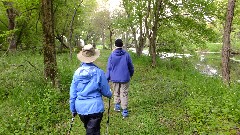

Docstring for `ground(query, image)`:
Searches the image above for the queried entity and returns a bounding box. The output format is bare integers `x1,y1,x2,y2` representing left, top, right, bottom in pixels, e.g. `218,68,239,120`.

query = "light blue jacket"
69,63,112,115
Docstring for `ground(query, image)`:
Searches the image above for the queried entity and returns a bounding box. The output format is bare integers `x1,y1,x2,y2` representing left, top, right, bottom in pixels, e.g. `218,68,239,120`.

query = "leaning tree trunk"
222,0,236,86
3,1,17,51
41,0,58,87
56,34,68,51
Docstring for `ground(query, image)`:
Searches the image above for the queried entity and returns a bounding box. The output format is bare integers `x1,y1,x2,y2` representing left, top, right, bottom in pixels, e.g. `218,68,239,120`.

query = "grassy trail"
0,50,239,135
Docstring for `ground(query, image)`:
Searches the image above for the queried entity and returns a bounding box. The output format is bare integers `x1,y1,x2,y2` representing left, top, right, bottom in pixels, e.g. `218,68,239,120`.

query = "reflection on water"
128,48,192,58
195,64,218,76
196,52,240,81
160,52,192,59
195,52,219,77
128,48,240,82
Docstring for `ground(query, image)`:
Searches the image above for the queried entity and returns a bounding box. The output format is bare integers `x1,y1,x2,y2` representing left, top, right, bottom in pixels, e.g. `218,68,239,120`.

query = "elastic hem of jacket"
110,80,130,83
78,111,104,115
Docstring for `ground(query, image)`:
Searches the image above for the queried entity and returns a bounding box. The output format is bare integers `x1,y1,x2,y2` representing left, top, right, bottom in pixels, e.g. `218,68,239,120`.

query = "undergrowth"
0,50,239,135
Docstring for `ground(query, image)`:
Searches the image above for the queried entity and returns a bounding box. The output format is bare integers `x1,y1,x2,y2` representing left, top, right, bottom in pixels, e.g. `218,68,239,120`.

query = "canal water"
128,48,240,82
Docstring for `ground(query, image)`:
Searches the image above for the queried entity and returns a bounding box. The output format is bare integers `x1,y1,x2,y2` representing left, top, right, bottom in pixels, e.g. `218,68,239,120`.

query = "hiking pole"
105,98,111,135
67,117,75,135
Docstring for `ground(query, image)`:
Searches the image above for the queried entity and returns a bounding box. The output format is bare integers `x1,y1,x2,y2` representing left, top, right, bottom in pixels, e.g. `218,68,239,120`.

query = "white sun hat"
77,44,100,63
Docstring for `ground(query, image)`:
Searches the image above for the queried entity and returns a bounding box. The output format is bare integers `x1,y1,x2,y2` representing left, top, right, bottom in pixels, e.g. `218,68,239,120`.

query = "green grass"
0,49,240,134
203,41,240,52
203,43,222,52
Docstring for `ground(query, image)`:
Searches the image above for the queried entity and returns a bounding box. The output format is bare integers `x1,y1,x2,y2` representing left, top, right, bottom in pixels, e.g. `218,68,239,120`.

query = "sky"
96,0,122,13
108,0,121,12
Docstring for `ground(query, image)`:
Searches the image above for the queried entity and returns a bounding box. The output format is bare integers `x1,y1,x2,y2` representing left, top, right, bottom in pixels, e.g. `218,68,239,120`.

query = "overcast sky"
96,0,121,12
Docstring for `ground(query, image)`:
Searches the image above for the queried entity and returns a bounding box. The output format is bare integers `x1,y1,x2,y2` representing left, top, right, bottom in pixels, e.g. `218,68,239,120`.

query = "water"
194,52,220,77
197,52,240,82
128,48,240,82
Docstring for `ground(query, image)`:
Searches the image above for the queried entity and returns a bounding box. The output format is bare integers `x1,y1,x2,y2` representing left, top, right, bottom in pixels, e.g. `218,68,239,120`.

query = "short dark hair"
115,39,123,47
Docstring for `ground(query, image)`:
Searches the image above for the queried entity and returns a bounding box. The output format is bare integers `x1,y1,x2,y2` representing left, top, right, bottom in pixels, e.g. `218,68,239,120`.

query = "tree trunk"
41,0,58,87
149,0,162,67
56,34,68,51
136,17,144,56
123,31,129,50
16,24,25,50
3,1,17,51
68,7,78,59
122,32,125,48
145,0,151,57
68,0,83,58
102,32,106,49
122,1,137,52
150,35,157,67
222,0,236,86
109,28,113,50
130,27,137,50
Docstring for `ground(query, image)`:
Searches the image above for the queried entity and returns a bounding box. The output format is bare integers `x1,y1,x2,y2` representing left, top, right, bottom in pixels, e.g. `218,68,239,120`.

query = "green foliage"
120,0,223,53
0,52,70,134
0,0,99,51
0,6,8,46
156,0,222,53
0,49,239,134
0,0,42,50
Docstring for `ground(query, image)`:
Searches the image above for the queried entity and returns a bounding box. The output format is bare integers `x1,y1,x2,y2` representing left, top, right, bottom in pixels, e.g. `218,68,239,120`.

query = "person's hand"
72,113,77,117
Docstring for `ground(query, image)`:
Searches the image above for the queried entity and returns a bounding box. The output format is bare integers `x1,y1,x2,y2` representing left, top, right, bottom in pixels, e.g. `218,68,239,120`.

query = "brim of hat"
77,49,100,63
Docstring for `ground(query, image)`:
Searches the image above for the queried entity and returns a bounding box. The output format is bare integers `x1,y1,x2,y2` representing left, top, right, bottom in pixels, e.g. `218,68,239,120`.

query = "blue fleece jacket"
105,48,134,83
69,63,112,115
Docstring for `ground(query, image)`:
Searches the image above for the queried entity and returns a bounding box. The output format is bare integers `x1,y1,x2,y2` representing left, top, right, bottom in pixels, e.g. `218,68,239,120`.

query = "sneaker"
122,109,128,118
114,103,121,112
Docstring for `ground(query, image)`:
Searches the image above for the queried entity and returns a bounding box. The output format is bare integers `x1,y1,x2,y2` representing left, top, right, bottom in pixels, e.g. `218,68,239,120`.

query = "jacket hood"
113,48,126,56
74,63,97,82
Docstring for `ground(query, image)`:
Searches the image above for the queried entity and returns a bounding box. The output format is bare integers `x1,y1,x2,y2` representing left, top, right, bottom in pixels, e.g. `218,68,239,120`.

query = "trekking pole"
67,117,75,135
105,98,111,135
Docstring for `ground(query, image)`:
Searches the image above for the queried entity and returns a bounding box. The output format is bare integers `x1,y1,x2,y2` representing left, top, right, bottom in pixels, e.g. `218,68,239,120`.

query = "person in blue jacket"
70,44,112,135
105,39,134,118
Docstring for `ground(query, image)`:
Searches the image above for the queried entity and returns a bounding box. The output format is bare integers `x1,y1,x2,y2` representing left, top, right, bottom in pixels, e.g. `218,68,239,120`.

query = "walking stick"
67,117,75,135
105,98,111,135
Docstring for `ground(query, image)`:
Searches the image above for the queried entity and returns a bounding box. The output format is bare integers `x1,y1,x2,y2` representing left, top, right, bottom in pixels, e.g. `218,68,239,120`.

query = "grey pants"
112,82,130,110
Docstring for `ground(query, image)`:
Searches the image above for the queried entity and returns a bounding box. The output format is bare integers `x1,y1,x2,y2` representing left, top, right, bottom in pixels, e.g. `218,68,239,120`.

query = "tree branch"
36,11,40,32
25,60,39,70
68,0,83,58
0,19,8,28
20,7,38,15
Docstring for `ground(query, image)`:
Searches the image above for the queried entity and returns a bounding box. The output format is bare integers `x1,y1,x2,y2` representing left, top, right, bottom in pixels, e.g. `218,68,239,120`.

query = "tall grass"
0,50,239,134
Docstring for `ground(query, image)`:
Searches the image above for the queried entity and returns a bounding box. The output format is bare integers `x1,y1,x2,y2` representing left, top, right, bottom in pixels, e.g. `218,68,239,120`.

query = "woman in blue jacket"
70,44,112,135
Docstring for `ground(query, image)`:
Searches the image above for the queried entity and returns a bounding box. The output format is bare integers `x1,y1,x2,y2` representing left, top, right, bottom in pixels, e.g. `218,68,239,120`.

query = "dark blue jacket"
106,48,134,83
